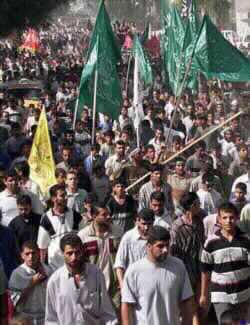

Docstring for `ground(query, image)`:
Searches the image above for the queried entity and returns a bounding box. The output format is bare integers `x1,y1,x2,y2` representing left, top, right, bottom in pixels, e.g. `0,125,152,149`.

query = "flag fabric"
164,5,186,95
133,35,153,87
193,15,250,82
20,28,40,53
75,38,99,125
182,0,200,91
28,108,57,195
75,0,122,121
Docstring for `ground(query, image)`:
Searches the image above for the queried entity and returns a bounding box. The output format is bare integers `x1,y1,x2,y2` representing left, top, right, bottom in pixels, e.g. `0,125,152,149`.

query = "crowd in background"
0,18,250,325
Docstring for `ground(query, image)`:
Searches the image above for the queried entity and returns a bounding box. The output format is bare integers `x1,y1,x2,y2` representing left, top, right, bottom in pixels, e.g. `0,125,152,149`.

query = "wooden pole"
126,111,243,192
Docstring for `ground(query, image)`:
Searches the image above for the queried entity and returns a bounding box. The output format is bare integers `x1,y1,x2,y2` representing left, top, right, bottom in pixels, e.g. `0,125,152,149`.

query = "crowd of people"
0,16,250,325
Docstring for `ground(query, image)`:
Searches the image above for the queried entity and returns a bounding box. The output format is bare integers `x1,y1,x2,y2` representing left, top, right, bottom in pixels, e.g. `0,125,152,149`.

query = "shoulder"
47,266,65,286
78,224,92,240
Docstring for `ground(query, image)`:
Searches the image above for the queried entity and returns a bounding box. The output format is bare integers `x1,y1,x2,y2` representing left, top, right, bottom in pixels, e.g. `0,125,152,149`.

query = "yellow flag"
28,108,57,195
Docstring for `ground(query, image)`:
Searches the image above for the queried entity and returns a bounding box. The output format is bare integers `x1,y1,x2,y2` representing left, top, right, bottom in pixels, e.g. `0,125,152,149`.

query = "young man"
45,233,117,324
65,170,88,215
0,169,43,226
197,173,223,215
9,194,41,250
78,205,122,307
121,226,198,325
139,164,174,216
171,192,205,298
200,202,250,324
150,191,172,230
105,140,128,181
37,184,81,270
114,208,155,289
107,179,136,234
9,241,52,325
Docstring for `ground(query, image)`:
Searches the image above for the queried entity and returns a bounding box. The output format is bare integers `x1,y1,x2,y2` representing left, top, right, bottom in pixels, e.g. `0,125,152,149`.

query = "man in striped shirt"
200,202,250,324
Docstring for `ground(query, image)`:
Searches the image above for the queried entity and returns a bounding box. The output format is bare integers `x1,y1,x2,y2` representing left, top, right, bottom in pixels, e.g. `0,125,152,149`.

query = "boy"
200,202,250,325
231,182,248,214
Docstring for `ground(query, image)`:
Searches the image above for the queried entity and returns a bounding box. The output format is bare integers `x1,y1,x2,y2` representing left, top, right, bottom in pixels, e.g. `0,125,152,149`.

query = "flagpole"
126,51,133,97
72,93,79,130
133,47,140,148
91,68,98,145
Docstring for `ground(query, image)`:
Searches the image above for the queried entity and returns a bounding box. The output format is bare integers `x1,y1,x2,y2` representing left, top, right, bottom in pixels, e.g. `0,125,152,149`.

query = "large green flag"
164,5,186,95
194,15,250,82
182,0,200,91
76,0,122,121
133,35,153,87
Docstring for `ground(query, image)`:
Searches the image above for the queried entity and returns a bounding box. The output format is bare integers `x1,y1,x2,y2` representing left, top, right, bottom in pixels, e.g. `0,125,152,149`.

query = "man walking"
121,226,198,325
45,233,117,324
200,202,250,324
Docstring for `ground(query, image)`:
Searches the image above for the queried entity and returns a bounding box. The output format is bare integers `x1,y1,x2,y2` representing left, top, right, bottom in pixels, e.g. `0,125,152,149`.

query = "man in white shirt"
37,184,81,270
121,226,197,325
45,233,117,325
9,241,52,325
0,169,43,226
114,208,155,289
231,164,250,202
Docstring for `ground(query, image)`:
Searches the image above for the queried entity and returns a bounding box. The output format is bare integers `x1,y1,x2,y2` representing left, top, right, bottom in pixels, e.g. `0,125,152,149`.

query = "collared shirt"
45,264,117,325
197,188,223,215
154,210,172,230
37,208,81,270
231,173,250,202
171,215,205,289
114,226,148,271
105,154,128,180
78,223,121,300
0,189,44,226
66,188,88,214
9,262,52,324
200,228,250,304
138,181,174,214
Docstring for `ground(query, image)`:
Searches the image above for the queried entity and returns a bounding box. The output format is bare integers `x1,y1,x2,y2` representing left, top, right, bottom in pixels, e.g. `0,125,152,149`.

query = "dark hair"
49,184,66,198
55,168,66,178
218,202,238,217
145,144,155,152
235,182,247,193
138,208,155,221
147,226,170,244
14,162,30,178
4,168,18,179
175,157,185,164
179,192,199,211
17,194,32,206
91,143,100,151
150,191,165,203
202,172,215,184
172,135,182,144
115,140,125,146
195,140,206,150
21,240,39,252
112,178,127,188
60,233,83,252
150,164,163,173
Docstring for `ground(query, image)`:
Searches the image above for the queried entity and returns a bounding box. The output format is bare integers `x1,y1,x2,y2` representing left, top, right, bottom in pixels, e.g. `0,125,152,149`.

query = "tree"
0,0,71,36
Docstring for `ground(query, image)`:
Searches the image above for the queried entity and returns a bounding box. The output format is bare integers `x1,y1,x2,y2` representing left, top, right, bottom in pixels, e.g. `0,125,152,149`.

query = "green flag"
164,5,186,95
77,38,98,119
182,0,200,91
133,35,153,86
76,0,122,121
194,15,250,82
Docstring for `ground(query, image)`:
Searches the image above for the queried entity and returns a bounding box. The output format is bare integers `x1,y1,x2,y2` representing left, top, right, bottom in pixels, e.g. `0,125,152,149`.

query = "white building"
234,0,250,40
